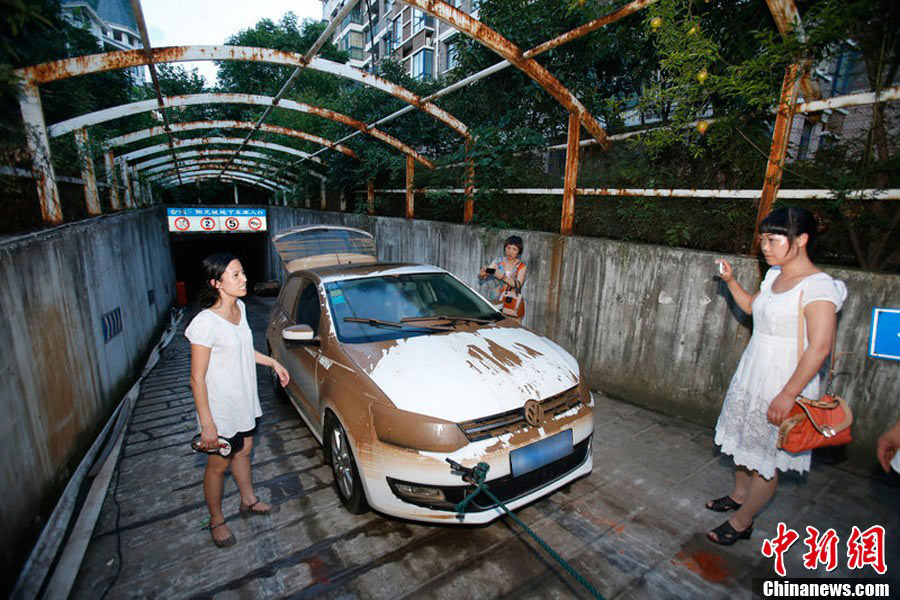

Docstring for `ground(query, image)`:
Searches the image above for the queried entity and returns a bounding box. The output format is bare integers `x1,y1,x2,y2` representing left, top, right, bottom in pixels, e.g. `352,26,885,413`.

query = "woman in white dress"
708,207,847,545
185,253,290,547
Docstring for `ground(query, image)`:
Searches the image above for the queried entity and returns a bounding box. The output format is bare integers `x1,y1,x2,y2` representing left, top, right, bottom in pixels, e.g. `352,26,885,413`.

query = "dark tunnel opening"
169,231,269,303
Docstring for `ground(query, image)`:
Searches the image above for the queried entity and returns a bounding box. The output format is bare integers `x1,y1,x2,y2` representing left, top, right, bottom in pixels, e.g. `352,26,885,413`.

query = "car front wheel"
325,413,368,514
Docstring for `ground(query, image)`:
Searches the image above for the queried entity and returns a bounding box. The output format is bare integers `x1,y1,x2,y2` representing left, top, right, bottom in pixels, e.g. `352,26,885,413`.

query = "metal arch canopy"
148,165,294,184
105,120,352,162
155,170,289,189
402,0,610,149
166,175,283,192
136,149,298,171
121,137,321,163
49,93,432,167
17,45,471,140
142,158,298,178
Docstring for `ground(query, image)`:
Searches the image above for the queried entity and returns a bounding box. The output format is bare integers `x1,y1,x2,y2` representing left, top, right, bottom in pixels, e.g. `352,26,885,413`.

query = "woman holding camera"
185,253,289,548
479,235,528,316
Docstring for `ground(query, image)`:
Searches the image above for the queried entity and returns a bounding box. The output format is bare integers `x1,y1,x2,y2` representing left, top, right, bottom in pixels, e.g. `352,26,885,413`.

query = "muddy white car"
266,226,593,524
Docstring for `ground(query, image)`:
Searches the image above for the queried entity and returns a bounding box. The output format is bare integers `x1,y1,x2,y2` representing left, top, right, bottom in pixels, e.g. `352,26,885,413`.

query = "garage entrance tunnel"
167,206,270,303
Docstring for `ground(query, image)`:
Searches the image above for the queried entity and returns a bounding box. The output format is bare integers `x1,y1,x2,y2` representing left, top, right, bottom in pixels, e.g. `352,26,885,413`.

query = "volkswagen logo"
523,399,544,427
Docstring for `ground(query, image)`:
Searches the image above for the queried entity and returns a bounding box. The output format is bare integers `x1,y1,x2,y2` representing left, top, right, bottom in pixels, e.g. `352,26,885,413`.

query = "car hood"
341,325,579,422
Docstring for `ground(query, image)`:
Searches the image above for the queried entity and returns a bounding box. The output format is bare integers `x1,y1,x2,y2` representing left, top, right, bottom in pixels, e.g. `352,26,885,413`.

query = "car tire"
324,413,368,514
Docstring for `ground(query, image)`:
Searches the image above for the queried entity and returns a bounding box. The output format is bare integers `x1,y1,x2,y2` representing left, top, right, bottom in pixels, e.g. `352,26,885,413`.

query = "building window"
797,119,814,161
412,48,433,80
412,9,433,35
341,31,364,60
444,41,458,71
830,49,857,97
341,5,363,30
392,16,402,45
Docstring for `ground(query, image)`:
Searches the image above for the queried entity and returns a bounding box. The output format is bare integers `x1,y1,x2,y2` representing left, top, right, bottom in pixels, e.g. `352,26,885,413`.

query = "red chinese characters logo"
762,522,800,577
847,525,887,575
802,526,839,572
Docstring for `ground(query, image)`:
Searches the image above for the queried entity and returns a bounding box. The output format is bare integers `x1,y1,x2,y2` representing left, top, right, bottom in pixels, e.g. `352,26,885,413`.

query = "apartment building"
61,0,143,52
320,0,478,79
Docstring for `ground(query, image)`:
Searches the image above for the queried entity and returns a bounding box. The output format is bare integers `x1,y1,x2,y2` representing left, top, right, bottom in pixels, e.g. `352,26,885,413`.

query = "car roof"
289,262,448,284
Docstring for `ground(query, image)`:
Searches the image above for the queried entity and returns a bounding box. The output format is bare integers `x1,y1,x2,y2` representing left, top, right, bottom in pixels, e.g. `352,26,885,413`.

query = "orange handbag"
499,262,525,318
776,293,852,453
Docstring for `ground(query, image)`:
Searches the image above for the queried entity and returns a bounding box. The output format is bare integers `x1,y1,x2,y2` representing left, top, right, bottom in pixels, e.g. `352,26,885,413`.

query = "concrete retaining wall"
265,207,900,475
0,207,175,574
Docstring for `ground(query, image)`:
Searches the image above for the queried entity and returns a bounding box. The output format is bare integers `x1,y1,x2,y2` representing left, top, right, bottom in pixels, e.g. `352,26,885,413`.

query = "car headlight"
370,403,469,452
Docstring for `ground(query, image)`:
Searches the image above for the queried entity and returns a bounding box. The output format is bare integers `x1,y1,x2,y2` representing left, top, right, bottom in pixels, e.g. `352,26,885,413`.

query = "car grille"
457,385,583,442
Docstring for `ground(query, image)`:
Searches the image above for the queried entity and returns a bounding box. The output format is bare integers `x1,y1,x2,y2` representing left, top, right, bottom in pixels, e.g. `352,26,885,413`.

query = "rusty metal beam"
18,82,62,224
363,187,900,200
393,1,610,149
765,0,820,105
129,0,181,185
464,139,474,224
561,113,581,235
524,0,657,58
74,128,101,215
406,155,414,220
796,86,900,113
752,64,801,254
15,46,470,139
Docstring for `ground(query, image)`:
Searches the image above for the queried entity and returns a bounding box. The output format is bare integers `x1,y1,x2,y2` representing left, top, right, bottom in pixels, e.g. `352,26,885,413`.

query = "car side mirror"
282,324,319,345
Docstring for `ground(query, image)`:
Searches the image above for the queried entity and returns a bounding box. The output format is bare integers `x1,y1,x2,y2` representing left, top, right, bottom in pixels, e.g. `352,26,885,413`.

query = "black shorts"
225,422,258,455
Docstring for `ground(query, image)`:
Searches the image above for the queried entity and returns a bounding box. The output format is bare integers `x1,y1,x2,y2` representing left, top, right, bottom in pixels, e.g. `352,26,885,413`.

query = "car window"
294,279,321,335
279,277,302,315
325,273,499,343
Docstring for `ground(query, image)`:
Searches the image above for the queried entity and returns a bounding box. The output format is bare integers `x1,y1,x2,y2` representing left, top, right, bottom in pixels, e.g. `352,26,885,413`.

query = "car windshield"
325,272,501,343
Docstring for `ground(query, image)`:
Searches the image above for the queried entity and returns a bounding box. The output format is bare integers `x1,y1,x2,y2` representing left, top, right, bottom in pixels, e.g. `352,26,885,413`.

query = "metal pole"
752,64,800,253
320,179,326,211
406,155,414,220
464,139,475,224
130,165,142,206
119,158,134,208
19,81,62,224
234,183,239,205
340,190,346,212
561,112,581,235
74,128,101,215
104,151,121,210
367,179,375,215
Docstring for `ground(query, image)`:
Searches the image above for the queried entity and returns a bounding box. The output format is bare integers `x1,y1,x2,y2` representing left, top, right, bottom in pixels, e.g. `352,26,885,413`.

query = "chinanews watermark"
750,522,894,598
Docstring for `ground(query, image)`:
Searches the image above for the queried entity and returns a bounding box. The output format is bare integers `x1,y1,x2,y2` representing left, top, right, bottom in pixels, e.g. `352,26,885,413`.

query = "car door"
281,278,323,424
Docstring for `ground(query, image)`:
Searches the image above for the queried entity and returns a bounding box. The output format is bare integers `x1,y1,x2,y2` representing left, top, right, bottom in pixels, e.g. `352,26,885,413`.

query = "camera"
485,267,496,274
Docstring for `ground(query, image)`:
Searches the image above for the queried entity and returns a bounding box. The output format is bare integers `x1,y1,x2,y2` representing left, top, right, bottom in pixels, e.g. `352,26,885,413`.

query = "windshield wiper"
344,317,451,332
401,315,496,324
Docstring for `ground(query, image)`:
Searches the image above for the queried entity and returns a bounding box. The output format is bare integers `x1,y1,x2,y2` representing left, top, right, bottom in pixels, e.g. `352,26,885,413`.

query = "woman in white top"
708,207,847,545
185,253,289,548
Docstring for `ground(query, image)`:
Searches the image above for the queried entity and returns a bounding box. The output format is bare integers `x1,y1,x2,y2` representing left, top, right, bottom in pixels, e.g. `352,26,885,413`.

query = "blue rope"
449,460,605,600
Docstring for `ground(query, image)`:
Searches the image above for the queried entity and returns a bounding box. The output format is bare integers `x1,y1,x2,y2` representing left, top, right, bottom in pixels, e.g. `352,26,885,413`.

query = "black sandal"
707,519,753,546
239,499,273,518
705,495,742,512
209,520,235,548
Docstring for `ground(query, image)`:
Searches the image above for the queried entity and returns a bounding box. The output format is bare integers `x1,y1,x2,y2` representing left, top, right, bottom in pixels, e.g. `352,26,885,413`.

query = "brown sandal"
239,499,272,518
209,520,235,548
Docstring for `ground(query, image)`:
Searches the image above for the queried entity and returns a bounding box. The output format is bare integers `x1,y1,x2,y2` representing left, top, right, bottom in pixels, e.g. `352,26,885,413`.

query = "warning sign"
167,208,267,233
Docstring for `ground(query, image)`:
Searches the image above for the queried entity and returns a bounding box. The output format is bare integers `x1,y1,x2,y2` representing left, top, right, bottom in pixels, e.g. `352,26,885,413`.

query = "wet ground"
71,297,899,599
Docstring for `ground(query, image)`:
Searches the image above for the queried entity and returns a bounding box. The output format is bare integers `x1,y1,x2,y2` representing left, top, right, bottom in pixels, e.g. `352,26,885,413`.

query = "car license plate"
510,429,573,478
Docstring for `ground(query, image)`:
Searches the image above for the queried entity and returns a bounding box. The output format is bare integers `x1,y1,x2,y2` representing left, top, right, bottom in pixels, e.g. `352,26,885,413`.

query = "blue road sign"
869,307,900,361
